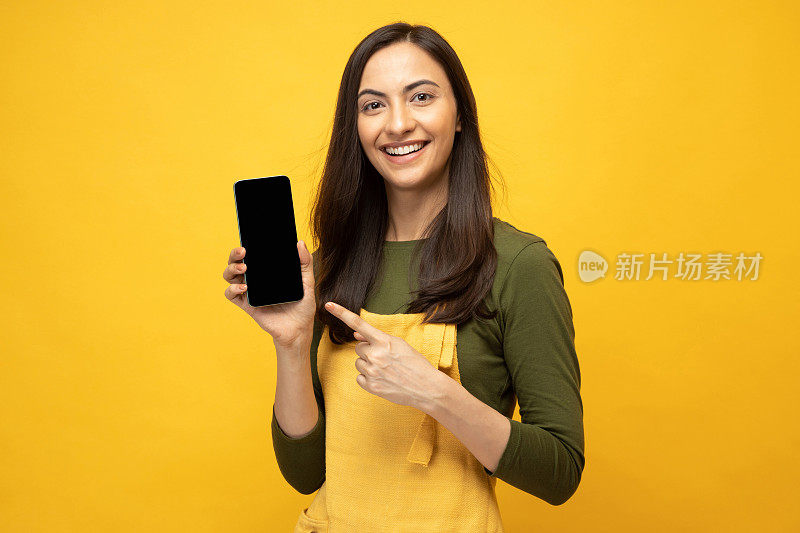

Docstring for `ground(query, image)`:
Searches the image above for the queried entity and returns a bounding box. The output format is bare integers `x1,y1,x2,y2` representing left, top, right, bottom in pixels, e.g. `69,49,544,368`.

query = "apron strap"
407,322,457,466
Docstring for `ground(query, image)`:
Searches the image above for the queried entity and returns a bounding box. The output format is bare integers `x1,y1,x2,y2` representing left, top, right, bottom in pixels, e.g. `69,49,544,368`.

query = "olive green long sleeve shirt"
271,217,585,506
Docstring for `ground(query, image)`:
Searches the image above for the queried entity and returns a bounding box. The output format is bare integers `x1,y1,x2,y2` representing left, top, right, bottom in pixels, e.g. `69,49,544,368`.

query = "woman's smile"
380,140,431,164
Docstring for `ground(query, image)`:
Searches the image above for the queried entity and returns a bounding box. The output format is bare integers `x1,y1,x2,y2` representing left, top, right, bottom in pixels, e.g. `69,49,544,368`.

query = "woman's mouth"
381,141,430,164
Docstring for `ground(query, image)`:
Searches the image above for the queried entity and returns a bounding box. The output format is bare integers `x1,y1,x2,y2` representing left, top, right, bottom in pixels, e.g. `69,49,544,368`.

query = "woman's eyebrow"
357,79,440,100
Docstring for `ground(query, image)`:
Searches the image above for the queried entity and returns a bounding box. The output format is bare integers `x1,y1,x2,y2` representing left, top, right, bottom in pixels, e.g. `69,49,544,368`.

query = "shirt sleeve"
270,252,327,495
483,240,585,506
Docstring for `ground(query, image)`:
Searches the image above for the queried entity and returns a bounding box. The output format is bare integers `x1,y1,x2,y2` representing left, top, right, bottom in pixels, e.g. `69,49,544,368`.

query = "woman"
223,22,584,532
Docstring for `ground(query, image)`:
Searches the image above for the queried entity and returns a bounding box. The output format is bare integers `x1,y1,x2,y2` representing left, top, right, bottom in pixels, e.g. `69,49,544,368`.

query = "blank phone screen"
233,175,304,307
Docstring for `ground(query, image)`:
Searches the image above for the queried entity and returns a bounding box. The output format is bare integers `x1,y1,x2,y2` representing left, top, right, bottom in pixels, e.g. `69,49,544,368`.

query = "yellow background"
2,1,798,531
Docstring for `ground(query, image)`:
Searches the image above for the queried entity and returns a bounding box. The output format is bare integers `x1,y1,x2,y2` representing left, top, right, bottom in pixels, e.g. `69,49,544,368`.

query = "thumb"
298,240,314,279
297,240,319,305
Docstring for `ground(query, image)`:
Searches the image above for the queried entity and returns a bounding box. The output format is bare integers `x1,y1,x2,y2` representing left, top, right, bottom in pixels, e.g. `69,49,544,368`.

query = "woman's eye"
361,101,382,112
413,92,434,103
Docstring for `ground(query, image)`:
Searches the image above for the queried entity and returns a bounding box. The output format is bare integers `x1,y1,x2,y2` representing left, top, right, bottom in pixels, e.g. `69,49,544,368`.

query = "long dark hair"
312,22,505,344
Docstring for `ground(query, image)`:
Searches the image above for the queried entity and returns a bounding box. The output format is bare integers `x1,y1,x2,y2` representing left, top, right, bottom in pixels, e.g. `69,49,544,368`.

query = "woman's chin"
382,171,443,190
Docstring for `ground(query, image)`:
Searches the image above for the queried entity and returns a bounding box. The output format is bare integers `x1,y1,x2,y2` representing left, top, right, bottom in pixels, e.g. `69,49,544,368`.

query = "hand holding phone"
225,175,316,349
223,242,317,350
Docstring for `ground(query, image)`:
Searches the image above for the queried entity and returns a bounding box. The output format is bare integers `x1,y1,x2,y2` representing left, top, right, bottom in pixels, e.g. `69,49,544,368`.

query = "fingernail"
325,302,333,308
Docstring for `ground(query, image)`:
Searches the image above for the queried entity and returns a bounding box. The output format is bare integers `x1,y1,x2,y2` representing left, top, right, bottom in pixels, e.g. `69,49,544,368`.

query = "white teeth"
386,142,424,155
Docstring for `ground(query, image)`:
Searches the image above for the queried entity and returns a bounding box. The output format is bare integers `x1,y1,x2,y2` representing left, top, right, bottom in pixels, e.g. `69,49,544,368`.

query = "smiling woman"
269,22,585,532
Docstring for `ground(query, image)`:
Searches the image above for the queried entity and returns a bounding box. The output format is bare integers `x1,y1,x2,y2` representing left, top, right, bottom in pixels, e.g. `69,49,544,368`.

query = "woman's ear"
456,114,462,132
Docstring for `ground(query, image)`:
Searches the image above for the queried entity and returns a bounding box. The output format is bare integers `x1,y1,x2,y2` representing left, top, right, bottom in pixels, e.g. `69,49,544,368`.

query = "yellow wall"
2,1,797,531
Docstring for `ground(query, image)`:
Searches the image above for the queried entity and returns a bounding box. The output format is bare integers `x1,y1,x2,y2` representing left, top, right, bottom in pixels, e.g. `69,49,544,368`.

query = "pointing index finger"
324,302,384,343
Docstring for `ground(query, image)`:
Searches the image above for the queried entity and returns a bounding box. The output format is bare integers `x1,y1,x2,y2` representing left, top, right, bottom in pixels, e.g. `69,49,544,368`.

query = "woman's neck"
384,174,449,241
385,199,447,241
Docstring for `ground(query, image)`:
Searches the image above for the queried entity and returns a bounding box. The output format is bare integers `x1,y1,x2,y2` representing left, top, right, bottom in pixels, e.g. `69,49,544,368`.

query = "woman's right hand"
223,241,317,350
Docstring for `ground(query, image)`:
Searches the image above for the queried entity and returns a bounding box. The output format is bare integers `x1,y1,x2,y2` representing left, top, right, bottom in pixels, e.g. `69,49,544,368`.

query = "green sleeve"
484,241,585,506
270,316,327,495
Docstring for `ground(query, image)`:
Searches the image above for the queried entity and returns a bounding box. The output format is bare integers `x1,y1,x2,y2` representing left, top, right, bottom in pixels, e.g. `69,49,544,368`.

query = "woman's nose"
386,102,414,135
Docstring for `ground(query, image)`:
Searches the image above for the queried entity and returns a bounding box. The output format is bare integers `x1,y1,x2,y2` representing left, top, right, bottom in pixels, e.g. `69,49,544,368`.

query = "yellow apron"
294,308,505,532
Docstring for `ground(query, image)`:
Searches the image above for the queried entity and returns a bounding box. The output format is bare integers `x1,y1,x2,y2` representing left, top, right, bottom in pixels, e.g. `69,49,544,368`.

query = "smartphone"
233,175,304,307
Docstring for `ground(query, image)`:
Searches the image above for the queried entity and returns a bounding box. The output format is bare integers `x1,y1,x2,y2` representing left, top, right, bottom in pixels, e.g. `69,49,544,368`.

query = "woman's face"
357,42,461,193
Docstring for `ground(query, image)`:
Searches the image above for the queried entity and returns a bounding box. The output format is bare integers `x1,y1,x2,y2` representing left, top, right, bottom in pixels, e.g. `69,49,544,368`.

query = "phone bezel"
233,175,304,307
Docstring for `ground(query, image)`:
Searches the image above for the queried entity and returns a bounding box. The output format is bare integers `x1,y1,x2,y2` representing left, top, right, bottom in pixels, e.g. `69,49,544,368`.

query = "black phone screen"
233,175,304,307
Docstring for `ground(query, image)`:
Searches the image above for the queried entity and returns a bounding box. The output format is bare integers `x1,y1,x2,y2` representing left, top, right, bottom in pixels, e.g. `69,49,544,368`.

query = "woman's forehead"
359,43,448,92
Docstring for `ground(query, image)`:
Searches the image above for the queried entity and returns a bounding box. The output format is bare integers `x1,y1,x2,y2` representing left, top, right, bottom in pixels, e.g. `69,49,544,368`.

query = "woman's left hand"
323,301,444,411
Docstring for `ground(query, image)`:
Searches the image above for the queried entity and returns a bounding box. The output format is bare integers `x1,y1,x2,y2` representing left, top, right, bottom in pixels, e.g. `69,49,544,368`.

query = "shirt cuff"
484,416,520,478
271,403,324,444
